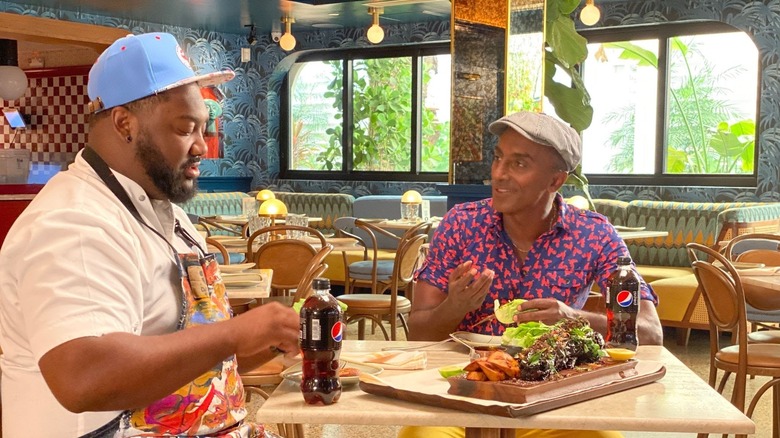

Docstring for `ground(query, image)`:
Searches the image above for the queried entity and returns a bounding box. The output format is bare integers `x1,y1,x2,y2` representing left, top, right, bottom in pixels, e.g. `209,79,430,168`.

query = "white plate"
450,331,502,348
614,225,646,232
222,275,265,284
222,279,263,288
280,361,383,387
218,263,255,273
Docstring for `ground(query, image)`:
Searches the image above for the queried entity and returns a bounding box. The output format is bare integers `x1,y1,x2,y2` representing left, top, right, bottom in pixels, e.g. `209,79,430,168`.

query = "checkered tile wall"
1,70,89,181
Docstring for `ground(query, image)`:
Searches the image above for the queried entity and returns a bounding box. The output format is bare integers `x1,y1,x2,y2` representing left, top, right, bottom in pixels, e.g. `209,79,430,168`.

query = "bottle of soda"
605,256,640,351
299,277,344,405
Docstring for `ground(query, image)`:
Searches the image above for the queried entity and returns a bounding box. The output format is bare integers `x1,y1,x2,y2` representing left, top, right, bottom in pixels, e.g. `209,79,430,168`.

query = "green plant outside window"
580,28,758,177
288,49,450,176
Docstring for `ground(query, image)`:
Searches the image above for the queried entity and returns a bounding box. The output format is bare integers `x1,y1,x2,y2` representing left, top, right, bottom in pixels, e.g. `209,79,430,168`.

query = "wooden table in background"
740,269,780,310
256,341,753,437
617,230,668,241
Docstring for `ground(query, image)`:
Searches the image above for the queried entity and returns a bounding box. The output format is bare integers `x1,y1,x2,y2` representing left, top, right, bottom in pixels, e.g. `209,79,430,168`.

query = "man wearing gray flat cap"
404,111,663,437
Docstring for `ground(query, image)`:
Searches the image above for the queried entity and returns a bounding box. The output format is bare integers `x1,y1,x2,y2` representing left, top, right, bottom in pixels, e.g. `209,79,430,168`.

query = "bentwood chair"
338,230,428,340
205,236,231,265
724,233,780,337
247,225,329,296
687,242,780,438
334,218,432,296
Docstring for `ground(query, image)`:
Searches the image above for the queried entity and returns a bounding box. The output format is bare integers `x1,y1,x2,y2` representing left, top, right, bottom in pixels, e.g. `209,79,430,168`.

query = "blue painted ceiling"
3,0,452,35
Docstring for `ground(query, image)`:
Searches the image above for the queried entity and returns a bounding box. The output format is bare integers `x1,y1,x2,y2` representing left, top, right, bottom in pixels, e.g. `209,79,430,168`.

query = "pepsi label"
300,308,343,351
616,290,634,307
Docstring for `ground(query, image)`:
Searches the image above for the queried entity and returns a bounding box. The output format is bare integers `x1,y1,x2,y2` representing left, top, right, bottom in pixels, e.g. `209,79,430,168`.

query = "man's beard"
135,131,199,203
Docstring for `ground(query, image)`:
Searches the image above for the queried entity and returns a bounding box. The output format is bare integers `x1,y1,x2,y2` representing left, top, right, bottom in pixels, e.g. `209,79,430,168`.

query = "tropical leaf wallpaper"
2,0,779,202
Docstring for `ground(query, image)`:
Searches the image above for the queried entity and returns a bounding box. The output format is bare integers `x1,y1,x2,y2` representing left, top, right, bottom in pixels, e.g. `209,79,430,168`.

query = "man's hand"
514,298,576,325
446,261,495,313
408,261,495,340
229,302,301,359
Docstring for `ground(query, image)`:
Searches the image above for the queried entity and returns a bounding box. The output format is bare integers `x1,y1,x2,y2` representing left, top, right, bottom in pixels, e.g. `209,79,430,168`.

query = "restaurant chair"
206,236,231,265
338,230,428,340
724,233,780,338
334,218,431,295
686,242,780,438
247,225,329,296
187,213,244,237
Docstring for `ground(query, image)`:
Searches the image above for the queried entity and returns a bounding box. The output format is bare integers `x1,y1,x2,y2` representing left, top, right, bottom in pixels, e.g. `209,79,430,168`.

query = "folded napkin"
341,350,427,370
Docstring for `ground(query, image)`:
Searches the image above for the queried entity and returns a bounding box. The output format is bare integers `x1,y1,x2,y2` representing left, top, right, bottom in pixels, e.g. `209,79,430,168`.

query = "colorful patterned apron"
80,147,263,437
115,253,262,437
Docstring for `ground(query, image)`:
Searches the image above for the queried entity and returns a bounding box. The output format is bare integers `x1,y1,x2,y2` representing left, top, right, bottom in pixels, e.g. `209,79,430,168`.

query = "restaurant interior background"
0,0,778,203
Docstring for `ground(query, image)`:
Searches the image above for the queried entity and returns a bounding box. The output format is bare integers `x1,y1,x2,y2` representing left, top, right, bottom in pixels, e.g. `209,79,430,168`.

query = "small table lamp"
258,198,287,218
400,190,423,221
256,189,275,202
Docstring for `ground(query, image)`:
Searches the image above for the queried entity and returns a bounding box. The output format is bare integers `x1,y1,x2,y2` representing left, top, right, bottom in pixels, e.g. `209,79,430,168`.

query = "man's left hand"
514,298,576,325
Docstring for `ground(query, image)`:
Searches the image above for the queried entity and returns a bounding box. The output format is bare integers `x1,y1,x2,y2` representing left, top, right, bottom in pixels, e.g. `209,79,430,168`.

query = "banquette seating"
592,199,780,345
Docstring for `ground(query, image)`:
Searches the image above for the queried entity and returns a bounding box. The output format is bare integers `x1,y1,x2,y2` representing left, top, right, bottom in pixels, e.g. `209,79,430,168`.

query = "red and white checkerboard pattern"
1,73,89,179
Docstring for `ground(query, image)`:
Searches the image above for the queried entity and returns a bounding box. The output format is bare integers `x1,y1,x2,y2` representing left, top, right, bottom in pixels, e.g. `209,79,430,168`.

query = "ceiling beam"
0,12,127,52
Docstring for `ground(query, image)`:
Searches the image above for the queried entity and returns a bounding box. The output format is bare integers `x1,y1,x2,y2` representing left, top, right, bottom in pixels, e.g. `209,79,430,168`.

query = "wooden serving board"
448,359,638,404
359,360,665,418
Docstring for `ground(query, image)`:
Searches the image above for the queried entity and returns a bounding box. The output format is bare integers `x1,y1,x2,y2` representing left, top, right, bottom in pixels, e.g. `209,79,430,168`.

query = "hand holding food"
493,298,527,324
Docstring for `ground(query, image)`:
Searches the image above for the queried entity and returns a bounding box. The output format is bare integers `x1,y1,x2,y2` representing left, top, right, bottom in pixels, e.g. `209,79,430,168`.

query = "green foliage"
602,38,755,174
317,57,450,173
544,0,594,208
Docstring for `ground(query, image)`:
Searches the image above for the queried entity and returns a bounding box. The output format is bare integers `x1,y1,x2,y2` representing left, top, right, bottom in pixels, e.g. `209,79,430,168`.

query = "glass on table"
285,214,309,239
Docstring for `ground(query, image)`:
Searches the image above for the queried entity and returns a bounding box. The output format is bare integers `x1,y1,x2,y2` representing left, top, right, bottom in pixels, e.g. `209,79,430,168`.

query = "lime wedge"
494,298,527,324
438,365,465,378
605,348,637,361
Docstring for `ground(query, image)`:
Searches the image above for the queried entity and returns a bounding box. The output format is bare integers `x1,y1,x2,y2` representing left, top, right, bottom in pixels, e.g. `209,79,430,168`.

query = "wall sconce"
580,0,601,26
258,198,288,218
367,7,385,44
0,39,28,101
400,190,423,222
279,16,296,51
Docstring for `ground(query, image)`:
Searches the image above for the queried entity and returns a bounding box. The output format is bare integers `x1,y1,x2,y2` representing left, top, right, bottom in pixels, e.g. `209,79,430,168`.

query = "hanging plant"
544,0,595,209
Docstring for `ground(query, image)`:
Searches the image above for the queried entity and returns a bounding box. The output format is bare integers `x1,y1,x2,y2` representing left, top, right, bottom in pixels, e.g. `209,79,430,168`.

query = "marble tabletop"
256,341,753,437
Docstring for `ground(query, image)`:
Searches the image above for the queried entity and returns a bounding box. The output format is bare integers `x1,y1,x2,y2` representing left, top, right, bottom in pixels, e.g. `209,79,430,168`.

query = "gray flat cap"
488,112,582,172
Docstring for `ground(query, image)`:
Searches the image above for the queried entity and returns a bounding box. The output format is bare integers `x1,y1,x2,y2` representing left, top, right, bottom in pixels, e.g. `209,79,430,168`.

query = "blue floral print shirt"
416,194,658,335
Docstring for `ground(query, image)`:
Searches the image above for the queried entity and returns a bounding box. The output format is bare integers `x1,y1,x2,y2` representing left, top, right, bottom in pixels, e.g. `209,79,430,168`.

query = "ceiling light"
245,23,257,46
279,16,296,51
367,7,385,44
0,39,28,101
580,0,601,26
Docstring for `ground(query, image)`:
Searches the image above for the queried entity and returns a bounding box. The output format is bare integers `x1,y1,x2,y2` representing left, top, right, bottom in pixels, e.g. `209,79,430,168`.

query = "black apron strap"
81,147,205,256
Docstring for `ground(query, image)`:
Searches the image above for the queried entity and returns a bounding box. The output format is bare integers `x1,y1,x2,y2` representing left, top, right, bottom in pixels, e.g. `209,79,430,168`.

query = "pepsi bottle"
299,277,344,405
605,256,640,351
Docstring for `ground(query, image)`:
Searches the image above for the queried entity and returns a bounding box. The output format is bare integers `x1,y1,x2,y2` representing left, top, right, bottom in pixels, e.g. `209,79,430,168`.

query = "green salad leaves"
501,321,552,348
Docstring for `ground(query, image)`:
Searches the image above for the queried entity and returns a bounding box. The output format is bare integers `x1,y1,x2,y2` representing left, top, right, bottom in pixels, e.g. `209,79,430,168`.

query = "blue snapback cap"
87,32,235,113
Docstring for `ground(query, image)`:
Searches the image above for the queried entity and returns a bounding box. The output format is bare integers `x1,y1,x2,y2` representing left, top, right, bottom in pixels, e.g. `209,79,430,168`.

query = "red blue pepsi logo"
331,321,344,342
616,290,634,307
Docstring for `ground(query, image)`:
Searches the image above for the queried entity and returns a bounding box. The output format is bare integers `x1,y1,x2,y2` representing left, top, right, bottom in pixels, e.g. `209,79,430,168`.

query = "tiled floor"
253,327,775,438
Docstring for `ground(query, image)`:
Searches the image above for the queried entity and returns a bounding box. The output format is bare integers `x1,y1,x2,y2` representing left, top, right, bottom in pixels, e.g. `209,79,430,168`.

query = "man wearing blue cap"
403,111,663,438
0,33,298,437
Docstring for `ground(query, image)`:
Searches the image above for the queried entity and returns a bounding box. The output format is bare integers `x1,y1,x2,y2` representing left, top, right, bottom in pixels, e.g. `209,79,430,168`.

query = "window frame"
280,42,451,182
579,21,761,187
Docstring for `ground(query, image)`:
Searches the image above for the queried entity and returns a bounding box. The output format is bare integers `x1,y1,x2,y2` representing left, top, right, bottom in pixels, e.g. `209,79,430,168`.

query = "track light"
245,24,257,46
279,16,296,51
367,7,385,44
580,0,601,26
